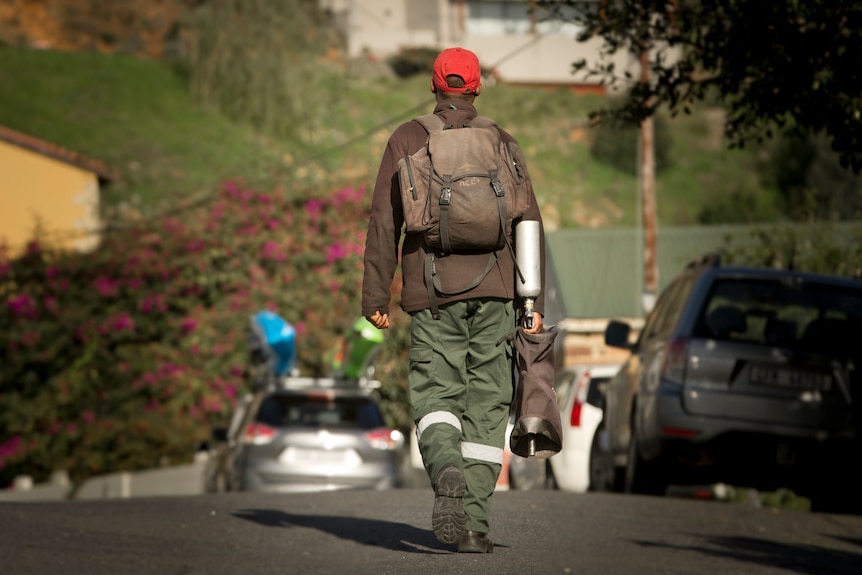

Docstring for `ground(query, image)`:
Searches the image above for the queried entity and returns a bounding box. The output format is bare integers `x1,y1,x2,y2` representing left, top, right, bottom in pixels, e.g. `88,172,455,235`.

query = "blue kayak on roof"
248,310,296,377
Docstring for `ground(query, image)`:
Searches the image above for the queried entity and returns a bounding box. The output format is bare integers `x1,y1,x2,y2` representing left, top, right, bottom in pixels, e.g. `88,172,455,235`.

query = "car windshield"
693,278,862,351
255,394,385,430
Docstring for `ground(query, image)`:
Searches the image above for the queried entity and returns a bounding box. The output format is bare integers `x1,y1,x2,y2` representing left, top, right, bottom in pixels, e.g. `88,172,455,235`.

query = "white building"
320,0,645,91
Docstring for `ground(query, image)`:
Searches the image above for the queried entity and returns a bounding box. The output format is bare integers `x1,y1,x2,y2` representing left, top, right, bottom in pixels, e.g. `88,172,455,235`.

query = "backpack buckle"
492,180,505,197
490,169,505,197
440,186,451,205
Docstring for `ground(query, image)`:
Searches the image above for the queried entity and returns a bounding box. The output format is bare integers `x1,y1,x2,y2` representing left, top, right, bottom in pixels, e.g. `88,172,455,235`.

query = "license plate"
281,447,347,465
749,366,832,391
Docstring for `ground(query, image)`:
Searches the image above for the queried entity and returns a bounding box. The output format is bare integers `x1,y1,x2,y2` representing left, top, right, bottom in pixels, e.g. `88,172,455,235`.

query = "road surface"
2,488,861,575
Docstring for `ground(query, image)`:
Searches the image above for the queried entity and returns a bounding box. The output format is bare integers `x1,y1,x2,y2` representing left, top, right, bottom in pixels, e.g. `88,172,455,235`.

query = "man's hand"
523,312,544,334
366,311,390,330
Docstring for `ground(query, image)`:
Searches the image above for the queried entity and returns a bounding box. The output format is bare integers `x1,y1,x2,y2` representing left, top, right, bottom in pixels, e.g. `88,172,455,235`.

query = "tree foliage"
761,133,862,220
719,221,862,278
540,0,862,171
184,0,339,138
0,180,403,488
590,107,673,175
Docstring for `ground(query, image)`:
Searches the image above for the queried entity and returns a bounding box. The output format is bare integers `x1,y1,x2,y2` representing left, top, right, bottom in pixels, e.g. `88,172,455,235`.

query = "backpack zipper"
405,156,418,200
505,142,522,185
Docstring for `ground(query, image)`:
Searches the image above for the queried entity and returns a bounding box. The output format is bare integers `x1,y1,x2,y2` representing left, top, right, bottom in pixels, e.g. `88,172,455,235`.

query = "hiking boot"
458,530,494,553
431,464,466,545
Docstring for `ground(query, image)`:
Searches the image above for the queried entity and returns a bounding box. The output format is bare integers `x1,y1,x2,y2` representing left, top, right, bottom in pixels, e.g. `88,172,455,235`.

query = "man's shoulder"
387,117,434,156
391,118,430,141
389,110,518,147
466,114,518,145
488,122,517,145
393,116,428,133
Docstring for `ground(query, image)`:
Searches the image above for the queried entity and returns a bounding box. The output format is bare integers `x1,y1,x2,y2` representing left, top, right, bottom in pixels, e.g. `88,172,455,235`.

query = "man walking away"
362,47,546,553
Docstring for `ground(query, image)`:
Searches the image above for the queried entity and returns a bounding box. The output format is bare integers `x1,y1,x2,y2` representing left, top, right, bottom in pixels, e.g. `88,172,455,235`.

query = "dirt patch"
570,198,623,228
0,0,186,57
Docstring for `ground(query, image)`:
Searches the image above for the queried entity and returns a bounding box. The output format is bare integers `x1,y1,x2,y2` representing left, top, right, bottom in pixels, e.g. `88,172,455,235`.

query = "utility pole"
640,39,658,314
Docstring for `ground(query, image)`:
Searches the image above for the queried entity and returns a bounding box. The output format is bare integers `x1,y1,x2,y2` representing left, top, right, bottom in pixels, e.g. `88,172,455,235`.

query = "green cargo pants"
409,297,515,534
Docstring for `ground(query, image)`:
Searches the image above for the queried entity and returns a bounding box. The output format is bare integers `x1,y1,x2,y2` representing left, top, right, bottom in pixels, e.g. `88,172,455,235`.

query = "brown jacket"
361,99,546,317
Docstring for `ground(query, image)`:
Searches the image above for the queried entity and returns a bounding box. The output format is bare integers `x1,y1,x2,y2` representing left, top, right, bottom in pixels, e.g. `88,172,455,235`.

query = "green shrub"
183,0,340,138
387,47,441,78
697,189,778,224
0,180,375,488
719,221,862,278
760,133,862,221
590,113,673,176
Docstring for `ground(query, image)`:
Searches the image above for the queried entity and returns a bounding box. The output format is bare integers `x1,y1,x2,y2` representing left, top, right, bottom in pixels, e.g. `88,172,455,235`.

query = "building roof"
0,124,114,184
545,224,756,321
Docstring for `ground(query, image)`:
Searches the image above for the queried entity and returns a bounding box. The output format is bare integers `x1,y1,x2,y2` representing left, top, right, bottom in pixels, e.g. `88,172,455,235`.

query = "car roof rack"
686,252,721,269
270,376,382,393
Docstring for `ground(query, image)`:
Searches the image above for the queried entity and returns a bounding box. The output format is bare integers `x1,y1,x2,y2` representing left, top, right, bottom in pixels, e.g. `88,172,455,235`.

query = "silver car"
602,256,862,514
204,378,404,493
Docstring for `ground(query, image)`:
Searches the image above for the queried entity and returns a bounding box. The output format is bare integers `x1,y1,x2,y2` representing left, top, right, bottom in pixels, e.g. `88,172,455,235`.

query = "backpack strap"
424,254,439,320
416,114,495,132
468,116,497,129
414,113,447,133
425,252,499,320
439,174,453,253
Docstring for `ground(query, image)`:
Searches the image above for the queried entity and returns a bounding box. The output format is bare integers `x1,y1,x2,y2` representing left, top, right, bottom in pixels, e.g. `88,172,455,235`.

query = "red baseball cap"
432,47,482,95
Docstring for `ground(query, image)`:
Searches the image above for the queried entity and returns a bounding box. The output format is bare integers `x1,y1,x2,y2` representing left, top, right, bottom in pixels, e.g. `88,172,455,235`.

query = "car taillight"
662,336,689,382
366,427,404,450
569,370,590,427
661,427,699,437
570,402,583,427
243,422,276,445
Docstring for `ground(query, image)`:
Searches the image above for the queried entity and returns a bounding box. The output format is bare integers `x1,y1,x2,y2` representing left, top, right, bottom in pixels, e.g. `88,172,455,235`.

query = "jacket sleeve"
361,130,407,318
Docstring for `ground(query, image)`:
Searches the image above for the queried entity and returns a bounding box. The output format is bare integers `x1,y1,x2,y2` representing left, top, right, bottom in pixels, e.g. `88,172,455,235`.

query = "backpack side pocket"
398,155,435,233
504,141,532,220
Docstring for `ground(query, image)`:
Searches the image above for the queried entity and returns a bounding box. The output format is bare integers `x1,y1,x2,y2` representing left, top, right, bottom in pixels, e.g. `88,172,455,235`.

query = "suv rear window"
692,278,862,351
255,394,385,430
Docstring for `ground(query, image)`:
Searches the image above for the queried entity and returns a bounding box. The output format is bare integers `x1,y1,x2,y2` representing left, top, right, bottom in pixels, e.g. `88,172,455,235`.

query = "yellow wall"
0,140,101,256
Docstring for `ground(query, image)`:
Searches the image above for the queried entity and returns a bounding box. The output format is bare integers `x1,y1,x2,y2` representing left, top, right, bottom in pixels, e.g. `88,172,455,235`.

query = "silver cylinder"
515,220,541,299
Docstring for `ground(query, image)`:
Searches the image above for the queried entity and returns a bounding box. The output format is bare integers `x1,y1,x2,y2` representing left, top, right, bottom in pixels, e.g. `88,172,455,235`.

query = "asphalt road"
2,489,861,575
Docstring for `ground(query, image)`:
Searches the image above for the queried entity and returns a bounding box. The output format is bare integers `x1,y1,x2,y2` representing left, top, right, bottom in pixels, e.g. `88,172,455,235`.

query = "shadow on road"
828,534,862,550
232,508,451,554
634,534,862,575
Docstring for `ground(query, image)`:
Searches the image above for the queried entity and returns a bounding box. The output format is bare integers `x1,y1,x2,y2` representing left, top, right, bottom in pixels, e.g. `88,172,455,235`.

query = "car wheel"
203,472,216,494
809,485,849,514
588,425,618,492
807,451,862,514
509,455,548,490
624,422,669,496
215,471,229,493
544,460,558,490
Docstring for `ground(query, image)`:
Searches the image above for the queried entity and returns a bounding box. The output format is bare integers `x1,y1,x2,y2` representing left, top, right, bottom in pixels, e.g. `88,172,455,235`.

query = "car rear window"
692,278,862,351
255,394,385,430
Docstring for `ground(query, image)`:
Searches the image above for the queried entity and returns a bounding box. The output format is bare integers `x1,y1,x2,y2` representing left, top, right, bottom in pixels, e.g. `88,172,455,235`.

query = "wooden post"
640,44,658,313
528,0,537,34
456,0,465,39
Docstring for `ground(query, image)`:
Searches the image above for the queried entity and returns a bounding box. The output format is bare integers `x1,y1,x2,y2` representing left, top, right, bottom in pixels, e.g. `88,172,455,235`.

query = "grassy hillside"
0,46,781,229
0,47,295,211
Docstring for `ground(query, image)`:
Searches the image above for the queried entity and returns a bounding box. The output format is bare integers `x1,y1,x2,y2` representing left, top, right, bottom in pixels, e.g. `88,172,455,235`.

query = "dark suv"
601,255,861,513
